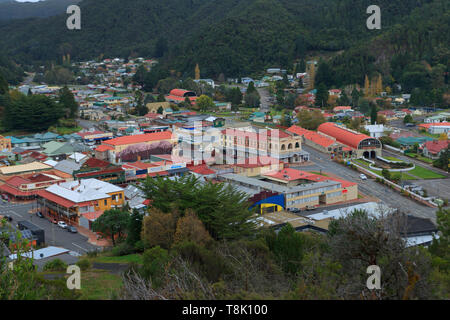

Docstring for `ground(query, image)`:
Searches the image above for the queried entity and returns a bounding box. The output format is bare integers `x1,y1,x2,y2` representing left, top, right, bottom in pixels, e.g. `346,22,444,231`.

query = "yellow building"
0,136,11,151
37,178,125,225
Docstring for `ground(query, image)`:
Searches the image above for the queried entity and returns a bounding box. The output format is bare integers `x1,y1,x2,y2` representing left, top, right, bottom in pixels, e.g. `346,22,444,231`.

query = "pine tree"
364,75,370,97
195,63,200,80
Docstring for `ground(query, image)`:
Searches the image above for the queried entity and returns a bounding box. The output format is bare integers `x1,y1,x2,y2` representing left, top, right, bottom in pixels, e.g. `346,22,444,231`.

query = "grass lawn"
399,173,419,180
353,159,371,167
417,156,434,164
408,166,445,179
384,156,402,161
78,270,123,300
51,126,82,135
90,253,143,265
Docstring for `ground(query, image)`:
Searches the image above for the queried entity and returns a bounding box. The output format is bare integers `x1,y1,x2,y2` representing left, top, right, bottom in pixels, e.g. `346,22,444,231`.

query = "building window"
288,143,293,150
104,200,107,206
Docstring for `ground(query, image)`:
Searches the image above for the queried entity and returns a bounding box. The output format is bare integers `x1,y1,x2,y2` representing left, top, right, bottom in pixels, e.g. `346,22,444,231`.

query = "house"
421,140,449,159
233,156,284,177
333,106,352,113
364,124,385,138
145,102,172,115
0,136,11,152
36,178,125,225
378,110,397,121
328,89,342,97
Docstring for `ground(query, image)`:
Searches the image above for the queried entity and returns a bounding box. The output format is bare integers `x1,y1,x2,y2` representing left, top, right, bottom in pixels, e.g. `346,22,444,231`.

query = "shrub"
87,250,98,258
43,258,67,272
76,259,91,271
111,242,134,256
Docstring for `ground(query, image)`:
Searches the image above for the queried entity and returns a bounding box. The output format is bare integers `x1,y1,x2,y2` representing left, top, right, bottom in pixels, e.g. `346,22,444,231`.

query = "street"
295,146,438,222
0,201,100,255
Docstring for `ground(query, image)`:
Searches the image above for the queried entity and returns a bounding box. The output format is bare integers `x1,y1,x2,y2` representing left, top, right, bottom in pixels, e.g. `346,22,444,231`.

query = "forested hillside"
0,0,82,21
0,0,447,85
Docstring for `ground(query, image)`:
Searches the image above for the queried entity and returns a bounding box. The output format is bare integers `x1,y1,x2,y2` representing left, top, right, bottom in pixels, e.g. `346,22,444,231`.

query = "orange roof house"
317,122,382,158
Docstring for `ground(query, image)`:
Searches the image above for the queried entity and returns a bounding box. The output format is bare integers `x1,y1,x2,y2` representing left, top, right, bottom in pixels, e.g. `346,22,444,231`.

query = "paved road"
257,88,271,113
0,201,100,255
295,146,437,222
77,119,101,131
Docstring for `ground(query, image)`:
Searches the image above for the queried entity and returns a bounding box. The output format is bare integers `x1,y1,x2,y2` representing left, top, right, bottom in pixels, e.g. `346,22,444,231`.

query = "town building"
36,179,125,225
287,125,342,155
217,127,309,164
317,122,382,158
420,140,449,159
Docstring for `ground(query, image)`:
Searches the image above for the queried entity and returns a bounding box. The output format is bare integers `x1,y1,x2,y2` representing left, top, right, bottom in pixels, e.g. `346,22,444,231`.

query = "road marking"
72,243,88,252
8,210,23,218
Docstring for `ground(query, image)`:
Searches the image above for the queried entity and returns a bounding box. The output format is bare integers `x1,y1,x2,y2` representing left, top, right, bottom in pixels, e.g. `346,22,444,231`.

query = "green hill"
0,0,447,87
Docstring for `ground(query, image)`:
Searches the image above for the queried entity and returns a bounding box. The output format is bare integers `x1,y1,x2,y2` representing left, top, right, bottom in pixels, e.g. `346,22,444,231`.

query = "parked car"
360,174,368,180
50,218,57,224
67,226,78,233
36,211,44,218
305,205,315,211
2,214,12,222
289,208,301,213
57,221,68,229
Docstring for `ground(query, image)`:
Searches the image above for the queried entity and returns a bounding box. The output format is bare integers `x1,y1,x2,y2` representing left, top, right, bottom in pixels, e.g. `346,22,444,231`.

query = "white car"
360,174,368,180
57,221,68,229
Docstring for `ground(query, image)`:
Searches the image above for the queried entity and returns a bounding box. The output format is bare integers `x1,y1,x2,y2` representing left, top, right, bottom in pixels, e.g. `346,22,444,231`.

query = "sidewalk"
77,225,112,247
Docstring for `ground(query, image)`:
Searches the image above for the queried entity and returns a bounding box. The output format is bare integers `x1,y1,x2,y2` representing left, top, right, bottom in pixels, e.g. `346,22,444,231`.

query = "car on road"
1,214,12,222
288,208,301,213
36,211,44,218
360,174,368,180
57,221,68,229
305,205,315,211
67,226,77,233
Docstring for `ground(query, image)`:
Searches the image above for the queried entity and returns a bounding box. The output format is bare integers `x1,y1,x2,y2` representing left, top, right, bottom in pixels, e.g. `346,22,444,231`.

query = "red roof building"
166,89,197,104
317,122,382,158
421,140,449,159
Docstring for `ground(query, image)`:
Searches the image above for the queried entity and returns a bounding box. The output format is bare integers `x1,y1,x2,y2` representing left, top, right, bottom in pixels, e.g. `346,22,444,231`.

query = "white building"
364,124,385,138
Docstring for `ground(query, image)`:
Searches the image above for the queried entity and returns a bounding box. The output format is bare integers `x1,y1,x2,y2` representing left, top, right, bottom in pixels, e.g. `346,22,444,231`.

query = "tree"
403,114,413,124
126,209,143,247
157,93,165,102
296,109,325,130
328,209,433,299
315,83,328,107
351,88,360,107
173,210,212,247
140,246,170,288
141,208,178,249
315,59,334,88
2,93,64,132
246,81,257,95
433,147,449,172
154,37,168,58
92,209,130,246
244,92,260,108
226,87,243,107
139,175,256,240
157,106,164,114
196,94,214,112
267,223,305,274
370,104,378,124
0,72,8,95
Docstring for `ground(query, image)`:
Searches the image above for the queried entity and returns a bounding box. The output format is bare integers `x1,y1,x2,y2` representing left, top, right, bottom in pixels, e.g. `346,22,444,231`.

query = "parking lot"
0,201,100,255
295,146,438,222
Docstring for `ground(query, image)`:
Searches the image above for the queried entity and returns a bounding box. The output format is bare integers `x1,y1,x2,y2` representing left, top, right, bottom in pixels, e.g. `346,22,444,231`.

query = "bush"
43,259,68,272
76,259,91,271
133,240,146,253
111,242,134,256
87,250,98,258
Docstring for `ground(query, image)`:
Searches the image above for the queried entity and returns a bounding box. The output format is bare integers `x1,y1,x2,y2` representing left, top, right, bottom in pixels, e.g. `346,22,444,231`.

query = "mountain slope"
0,0,82,21
0,0,446,82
